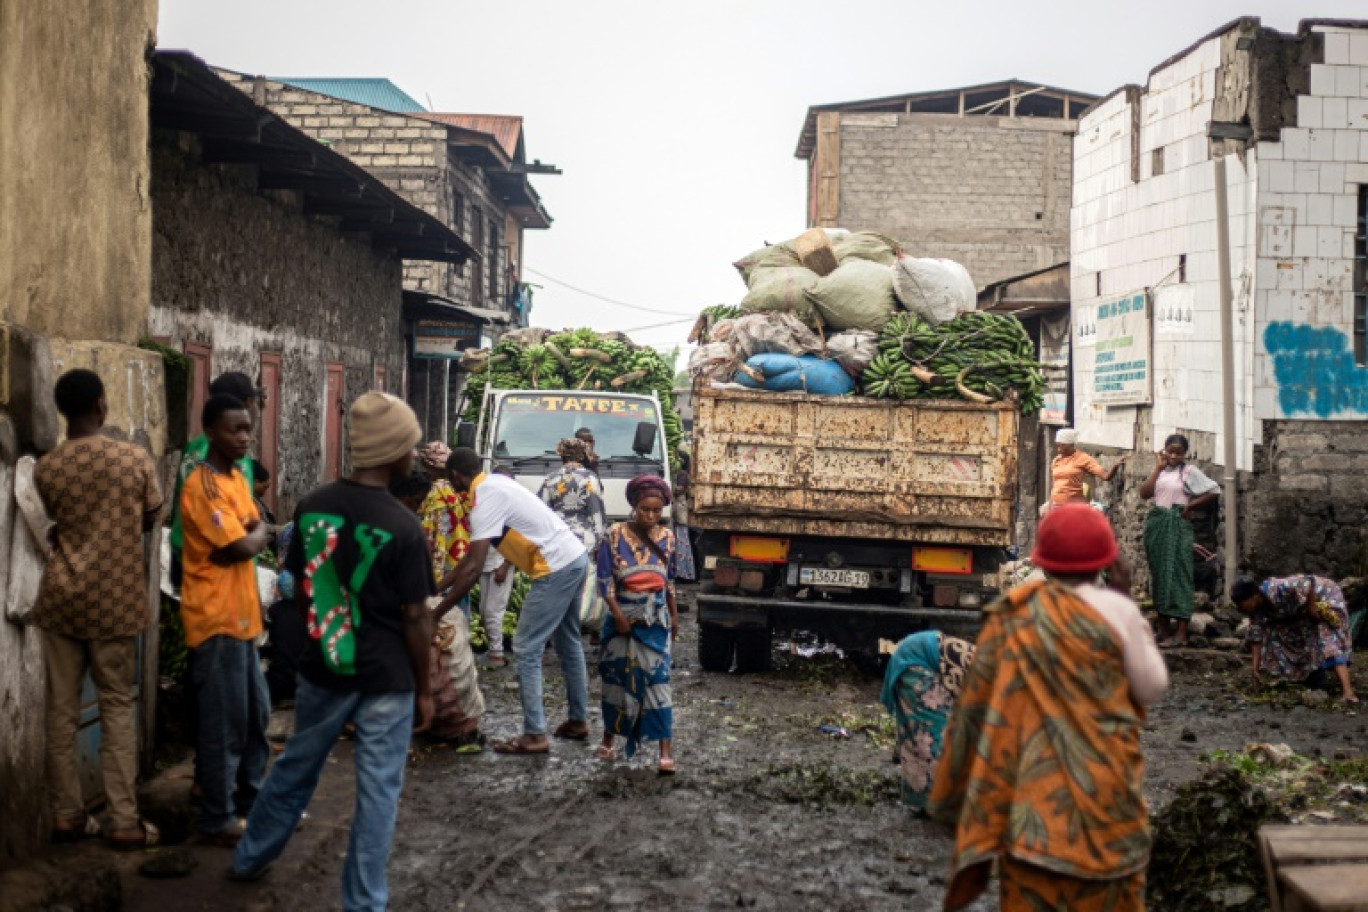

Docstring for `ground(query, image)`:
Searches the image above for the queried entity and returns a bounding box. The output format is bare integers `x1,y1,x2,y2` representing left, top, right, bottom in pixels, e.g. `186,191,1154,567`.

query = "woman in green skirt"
1140,434,1219,647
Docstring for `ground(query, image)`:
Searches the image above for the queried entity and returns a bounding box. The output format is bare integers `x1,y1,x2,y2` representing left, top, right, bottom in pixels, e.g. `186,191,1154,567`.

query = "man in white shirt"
434,449,590,754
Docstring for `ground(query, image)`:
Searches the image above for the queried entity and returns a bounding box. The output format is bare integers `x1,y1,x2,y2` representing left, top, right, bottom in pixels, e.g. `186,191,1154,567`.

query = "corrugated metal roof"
273,78,426,113
415,113,523,160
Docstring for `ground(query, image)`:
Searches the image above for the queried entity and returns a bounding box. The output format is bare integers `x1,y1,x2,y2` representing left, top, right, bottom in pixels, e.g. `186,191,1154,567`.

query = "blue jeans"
191,635,270,834
234,677,413,912
513,554,590,735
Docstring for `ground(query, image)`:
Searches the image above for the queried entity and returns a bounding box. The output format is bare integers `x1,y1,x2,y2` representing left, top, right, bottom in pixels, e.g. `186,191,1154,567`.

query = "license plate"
800,567,871,588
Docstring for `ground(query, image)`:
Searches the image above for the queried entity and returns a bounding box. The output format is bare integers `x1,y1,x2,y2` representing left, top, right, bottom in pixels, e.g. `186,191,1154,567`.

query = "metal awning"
402,291,508,325
151,51,478,265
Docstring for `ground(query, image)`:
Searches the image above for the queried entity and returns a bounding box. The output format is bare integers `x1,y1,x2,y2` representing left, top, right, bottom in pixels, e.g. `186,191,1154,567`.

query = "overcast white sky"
160,1,1363,356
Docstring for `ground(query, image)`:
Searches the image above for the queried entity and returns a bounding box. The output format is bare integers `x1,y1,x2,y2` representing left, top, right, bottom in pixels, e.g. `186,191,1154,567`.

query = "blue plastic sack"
734,353,854,396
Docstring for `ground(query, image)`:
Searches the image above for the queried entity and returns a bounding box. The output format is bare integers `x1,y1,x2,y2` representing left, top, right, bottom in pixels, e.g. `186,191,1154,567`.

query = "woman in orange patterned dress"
930,504,1168,911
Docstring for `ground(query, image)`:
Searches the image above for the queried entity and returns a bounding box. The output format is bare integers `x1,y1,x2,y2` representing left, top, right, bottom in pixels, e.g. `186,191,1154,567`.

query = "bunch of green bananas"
860,353,920,400
865,311,1045,413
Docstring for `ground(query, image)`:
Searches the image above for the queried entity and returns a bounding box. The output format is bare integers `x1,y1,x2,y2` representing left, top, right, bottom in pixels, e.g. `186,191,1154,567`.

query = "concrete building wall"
833,113,1075,289
0,0,157,344
1070,19,1368,582
148,132,407,516
0,0,164,869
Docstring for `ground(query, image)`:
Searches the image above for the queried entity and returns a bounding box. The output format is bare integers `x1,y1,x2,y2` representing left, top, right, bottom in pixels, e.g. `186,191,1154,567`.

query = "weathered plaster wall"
148,131,406,515
836,113,1075,289
0,0,157,344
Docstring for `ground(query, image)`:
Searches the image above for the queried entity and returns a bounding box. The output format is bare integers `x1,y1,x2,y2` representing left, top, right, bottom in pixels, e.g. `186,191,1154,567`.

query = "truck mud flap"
696,593,977,626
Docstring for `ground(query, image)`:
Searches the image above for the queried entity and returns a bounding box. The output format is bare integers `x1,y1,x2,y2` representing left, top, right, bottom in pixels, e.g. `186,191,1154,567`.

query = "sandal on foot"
492,736,550,755
658,758,677,776
52,814,102,843
553,721,589,741
482,656,509,669
596,745,618,761
109,820,161,852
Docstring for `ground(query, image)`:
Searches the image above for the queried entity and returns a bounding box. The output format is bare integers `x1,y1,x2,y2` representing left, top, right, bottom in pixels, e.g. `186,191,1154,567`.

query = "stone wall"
836,113,1074,289
1242,419,1368,578
148,131,407,516
214,72,514,314
0,0,157,345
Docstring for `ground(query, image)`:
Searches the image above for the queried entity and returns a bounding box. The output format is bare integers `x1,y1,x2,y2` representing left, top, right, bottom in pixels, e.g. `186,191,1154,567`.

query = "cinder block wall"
837,113,1074,289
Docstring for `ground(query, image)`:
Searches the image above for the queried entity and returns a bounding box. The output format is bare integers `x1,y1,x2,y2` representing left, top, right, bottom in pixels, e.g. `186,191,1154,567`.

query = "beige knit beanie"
349,392,422,469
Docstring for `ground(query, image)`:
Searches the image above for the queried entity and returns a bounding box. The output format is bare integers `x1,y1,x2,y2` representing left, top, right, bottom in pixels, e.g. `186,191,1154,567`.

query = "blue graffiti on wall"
1264,322,1368,418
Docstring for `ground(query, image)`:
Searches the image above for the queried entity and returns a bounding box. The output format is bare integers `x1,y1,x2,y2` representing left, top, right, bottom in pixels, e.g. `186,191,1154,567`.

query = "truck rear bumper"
696,593,977,627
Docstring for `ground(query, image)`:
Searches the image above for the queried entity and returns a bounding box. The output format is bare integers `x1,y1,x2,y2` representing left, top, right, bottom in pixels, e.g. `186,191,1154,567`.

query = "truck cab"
458,388,671,522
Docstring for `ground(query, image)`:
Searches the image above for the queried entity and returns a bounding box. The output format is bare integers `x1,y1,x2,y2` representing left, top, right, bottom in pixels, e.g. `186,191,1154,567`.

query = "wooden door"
324,363,345,481
259,354,281,511
185,342,212,436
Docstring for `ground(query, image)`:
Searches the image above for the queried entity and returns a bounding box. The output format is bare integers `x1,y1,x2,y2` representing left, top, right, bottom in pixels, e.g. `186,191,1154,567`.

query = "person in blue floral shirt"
538,438,606,553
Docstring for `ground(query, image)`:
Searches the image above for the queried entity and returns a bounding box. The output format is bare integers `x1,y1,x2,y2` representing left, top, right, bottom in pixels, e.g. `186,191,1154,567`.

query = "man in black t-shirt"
231,393,432,910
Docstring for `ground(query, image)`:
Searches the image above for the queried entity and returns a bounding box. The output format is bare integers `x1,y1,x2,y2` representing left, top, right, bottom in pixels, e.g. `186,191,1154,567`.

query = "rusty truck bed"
690,387,1018,547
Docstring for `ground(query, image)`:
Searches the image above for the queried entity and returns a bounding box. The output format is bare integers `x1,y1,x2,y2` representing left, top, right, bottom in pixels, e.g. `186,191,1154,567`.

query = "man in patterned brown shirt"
35,369,163,850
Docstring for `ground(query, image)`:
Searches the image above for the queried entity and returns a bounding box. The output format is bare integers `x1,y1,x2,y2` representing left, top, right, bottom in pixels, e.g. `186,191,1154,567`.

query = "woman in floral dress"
880,630,974,810
1233,575,1358,703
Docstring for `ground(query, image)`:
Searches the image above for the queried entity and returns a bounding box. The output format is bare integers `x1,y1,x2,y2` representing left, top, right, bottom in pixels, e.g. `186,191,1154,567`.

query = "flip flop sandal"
596,745,618,761
109,820,161,852
52,814,102,843
553,721,589,741
658,758,677,777
492,738,550,755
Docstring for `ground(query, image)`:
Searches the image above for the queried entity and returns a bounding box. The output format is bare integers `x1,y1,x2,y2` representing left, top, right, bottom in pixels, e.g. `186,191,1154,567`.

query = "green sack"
832,232,900,267
733,243,800,284
739,266,821,323
804,259,898,331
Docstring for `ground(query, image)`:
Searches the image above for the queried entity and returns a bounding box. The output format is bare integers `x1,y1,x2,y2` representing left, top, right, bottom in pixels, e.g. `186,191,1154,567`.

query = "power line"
617,316,698,334
523,267,696,317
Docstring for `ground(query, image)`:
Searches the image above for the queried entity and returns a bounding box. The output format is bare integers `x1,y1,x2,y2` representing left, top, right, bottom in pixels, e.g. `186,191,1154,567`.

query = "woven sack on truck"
832,232,901,267
892,256,977,326
804,259,898,331
733,353,855,396
739,266,821,323
729,312,824,360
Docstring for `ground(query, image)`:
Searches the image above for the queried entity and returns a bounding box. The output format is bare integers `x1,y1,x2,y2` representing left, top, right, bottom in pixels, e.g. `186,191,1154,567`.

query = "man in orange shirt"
180,394,272,846
1048,428,1125,510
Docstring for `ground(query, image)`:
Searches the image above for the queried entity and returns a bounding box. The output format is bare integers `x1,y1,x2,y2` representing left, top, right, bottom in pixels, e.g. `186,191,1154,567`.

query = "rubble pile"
1148,746,1368,911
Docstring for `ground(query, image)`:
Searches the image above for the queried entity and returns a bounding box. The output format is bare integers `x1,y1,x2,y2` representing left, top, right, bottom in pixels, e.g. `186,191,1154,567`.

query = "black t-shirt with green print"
286,479,435,694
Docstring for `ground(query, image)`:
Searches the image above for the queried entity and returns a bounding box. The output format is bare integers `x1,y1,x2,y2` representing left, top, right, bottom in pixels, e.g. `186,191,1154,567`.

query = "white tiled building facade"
1069,18,1368,577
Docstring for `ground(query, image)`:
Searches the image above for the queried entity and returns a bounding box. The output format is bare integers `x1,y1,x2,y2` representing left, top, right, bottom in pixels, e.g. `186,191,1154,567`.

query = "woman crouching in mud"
930,504,1168,911
1232,575,1358,704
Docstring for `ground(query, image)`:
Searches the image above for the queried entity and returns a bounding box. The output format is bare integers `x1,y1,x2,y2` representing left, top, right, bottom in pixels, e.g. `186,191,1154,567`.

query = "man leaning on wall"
34,369,164,850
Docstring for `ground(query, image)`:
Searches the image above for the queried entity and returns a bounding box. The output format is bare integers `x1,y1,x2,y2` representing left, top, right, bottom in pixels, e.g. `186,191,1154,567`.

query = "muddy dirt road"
121,589,1366,912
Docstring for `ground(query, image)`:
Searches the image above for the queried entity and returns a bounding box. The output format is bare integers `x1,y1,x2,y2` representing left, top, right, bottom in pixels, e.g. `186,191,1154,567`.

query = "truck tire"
734,629,772,673
697,624,735,673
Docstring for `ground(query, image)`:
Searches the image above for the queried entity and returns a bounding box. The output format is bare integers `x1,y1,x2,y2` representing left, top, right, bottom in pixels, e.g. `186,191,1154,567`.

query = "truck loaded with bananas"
456,328,680,522
689,230,1025,675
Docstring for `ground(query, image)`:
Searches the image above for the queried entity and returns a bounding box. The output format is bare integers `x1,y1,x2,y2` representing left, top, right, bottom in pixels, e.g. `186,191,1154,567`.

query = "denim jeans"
512,553,589,735
191,635,270,834
234,677,414,912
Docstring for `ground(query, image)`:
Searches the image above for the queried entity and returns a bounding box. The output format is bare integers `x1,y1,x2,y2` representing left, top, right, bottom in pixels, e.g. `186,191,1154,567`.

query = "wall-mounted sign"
1039,313,1070,426
413,319,481,359
1091,291,1151,406
1155,284,1195,336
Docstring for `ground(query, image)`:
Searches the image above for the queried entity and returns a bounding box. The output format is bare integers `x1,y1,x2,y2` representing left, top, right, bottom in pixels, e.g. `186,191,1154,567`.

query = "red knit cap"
1031,504,1119,574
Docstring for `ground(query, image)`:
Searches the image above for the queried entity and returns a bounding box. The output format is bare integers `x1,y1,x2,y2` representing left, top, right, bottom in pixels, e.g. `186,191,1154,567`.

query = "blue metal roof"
273,78,426,112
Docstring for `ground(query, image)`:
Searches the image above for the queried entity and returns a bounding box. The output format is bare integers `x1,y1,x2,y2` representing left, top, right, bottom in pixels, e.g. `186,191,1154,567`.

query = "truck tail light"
730,536,790,563
913,547,974,576
713,565,740,588
932,585,960,608
739,570,766,592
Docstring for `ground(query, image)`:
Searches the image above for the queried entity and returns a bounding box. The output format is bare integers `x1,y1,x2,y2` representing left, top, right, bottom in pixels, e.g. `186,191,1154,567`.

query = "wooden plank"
1270,838,1368,865
1280,864,1368,911
814,112,841,228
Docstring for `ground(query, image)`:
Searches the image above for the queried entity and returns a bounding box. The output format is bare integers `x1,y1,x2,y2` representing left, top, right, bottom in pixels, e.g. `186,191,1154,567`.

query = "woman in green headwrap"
879,630,975,811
